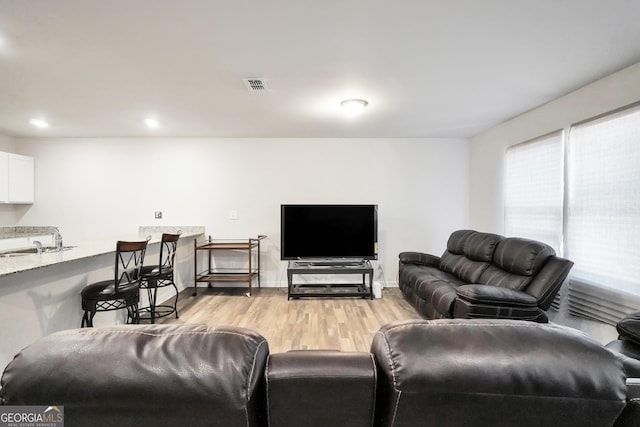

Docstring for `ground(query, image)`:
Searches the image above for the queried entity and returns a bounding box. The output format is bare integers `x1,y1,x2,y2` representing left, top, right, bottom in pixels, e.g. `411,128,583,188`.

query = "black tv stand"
286,260,373,299
301,259,366,267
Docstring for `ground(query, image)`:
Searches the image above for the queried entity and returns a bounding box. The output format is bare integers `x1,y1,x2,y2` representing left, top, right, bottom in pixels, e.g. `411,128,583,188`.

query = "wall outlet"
155,211,163,219
228,210,239,220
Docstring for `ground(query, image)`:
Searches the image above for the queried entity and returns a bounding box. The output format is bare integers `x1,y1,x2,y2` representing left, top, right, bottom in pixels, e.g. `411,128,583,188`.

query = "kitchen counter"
0,226,204,278
0,226,205,370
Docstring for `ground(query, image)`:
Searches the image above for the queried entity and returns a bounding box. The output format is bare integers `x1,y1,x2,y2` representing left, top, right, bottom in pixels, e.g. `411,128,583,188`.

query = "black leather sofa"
607,311,640,377
2,320,638,427
399,229,574,322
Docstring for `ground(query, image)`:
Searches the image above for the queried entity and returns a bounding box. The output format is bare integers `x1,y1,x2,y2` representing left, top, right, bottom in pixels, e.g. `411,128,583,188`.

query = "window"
504,103,640,323
504,131,564,252
565,104,640,323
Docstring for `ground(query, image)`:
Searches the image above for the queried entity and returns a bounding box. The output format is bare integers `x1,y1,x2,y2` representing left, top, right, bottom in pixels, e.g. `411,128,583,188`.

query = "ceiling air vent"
243,78,269,92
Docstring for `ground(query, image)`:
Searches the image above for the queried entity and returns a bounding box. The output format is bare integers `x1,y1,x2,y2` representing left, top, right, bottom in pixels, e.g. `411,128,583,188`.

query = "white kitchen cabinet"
0,151,34,204
0,152,7,202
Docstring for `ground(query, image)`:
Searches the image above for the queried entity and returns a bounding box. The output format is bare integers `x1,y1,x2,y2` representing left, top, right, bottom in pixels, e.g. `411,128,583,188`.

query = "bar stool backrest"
159,232,181,271
114,239,149,292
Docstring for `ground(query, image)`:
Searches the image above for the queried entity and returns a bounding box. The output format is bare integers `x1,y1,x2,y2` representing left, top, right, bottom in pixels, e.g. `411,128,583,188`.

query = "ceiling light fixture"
340,99,368,115
144,118,159,128
29,118,49,128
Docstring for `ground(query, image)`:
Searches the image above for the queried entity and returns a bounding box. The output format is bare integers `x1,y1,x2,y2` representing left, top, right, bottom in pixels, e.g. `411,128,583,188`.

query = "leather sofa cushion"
478,265,531,290
439,253,489,284
371,319,628,427
492,237,555,276
444,229,502,262
446,229,477,254
617,311,640,346
402,264,464,316
464,231,503,262
440,231,502,283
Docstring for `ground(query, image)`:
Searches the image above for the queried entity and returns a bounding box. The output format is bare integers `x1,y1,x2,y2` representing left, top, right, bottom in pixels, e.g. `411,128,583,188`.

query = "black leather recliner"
371,319,635,427
607,311,640,377
0,324,270,427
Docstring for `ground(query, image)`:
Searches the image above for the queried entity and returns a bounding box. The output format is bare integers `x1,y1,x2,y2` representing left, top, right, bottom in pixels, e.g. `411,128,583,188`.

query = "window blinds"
504,131,564,252
566,104,640,323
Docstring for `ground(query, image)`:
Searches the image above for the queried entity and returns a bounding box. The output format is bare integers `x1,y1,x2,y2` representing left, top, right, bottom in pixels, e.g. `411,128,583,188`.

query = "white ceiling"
1,0,640,139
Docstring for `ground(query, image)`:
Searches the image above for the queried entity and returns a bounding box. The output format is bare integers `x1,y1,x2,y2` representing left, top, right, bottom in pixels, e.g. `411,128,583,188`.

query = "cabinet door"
0,152,8,202
8,154,34,203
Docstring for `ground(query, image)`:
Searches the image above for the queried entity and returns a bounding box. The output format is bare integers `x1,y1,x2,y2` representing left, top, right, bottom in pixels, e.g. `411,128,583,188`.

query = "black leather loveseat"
2,321,638,427
399,229,574,322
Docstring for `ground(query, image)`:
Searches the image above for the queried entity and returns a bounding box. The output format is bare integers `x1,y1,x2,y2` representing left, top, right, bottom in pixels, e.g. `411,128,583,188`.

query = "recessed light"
340,98,368,115
29,118,49,128
144,118,159,128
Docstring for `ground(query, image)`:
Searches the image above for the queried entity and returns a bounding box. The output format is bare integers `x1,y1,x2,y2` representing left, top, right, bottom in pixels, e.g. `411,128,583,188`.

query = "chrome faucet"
54,228,63,252
33,240,43,255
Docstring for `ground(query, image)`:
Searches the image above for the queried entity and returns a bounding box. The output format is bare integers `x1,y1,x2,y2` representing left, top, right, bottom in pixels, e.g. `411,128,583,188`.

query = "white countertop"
0,229,203,278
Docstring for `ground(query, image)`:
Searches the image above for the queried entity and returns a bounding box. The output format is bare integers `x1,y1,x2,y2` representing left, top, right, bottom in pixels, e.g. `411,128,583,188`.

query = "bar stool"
139,232,181,323
81,238,150,327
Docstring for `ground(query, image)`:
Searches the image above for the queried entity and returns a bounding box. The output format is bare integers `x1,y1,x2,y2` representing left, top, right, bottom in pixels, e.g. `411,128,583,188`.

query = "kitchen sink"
0,252,30,258
0,246,76,256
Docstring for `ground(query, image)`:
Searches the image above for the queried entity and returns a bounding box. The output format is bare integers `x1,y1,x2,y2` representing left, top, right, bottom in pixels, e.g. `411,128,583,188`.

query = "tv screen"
280,204,378,260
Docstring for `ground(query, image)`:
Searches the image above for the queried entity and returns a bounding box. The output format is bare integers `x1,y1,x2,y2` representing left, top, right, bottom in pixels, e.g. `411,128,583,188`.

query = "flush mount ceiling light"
29,118,49,128
340,98,368,115
144,118,159,129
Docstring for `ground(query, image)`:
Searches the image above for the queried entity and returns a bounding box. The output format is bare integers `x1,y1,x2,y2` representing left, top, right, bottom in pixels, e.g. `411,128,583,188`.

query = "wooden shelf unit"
193,235,266,297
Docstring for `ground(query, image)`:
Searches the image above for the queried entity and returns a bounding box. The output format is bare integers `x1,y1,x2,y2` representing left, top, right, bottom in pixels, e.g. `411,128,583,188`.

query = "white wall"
0,134,15,152
12,137,470,287
468,61,640,343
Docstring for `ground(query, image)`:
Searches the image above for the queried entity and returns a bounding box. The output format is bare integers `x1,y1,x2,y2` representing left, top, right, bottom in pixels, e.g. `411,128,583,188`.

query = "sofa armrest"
399,251,440,267
617,311,640,346
266,350,376,427
606,342,640,378
525,256,574,310
456,284,538,307
453,284,545,322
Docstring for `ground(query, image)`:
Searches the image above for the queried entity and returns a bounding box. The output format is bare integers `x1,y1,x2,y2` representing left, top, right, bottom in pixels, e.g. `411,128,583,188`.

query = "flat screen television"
280,204,378,260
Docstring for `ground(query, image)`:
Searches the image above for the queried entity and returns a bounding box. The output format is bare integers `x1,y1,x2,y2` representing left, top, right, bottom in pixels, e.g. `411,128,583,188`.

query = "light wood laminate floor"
155,287,422,353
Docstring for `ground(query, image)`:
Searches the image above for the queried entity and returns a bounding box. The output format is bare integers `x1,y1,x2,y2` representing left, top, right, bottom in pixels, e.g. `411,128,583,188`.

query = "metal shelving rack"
193,235,266,297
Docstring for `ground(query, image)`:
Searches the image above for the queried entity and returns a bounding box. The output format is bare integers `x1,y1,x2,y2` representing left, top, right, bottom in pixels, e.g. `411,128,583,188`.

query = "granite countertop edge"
0,228,205,278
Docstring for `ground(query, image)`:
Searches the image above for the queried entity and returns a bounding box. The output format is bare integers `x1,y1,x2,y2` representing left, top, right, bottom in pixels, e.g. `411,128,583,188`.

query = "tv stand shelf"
287,260,373,300
193,235,266,297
